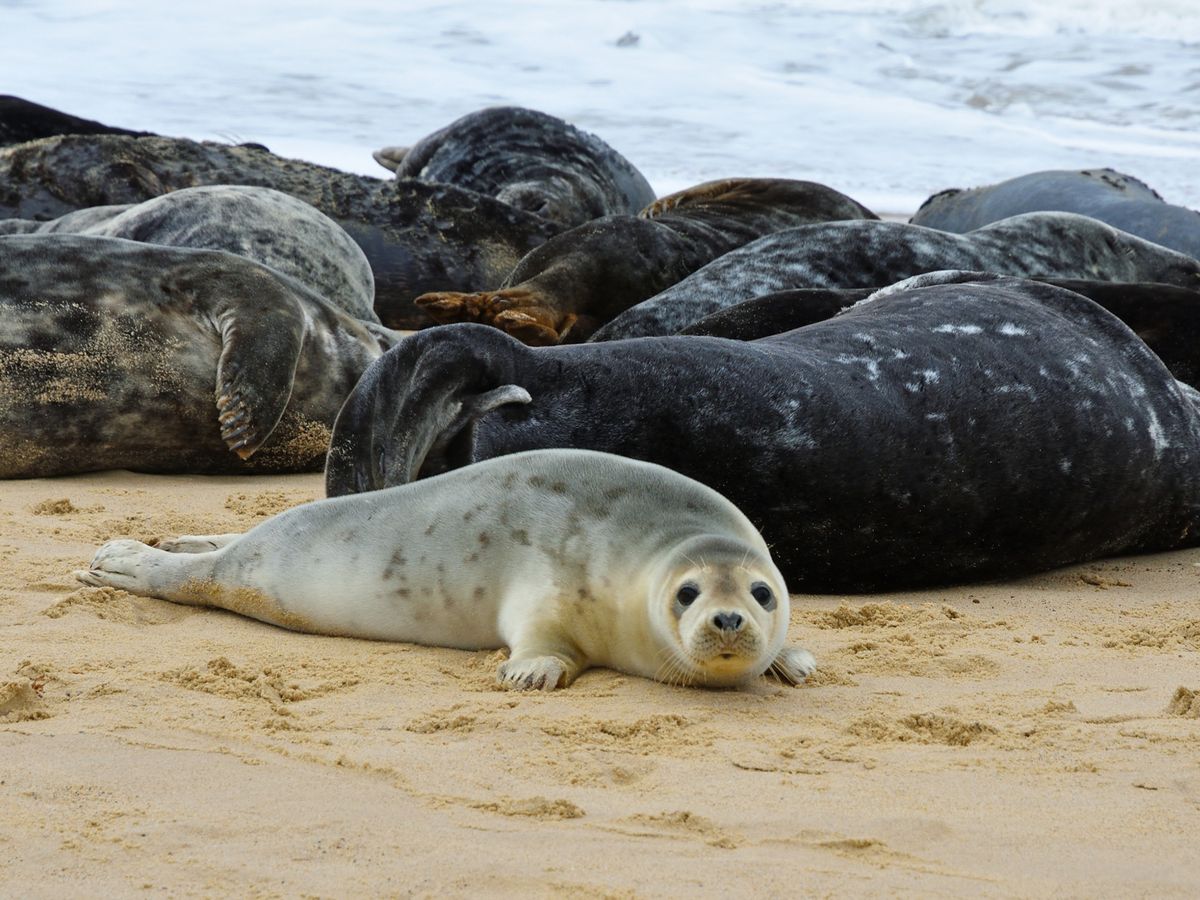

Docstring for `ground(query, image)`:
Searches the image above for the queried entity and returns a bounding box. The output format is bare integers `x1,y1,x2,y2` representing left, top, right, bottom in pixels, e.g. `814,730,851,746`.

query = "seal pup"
0,185,378,322
0,234,399,478
911,169,1200,260
681,279,1200,387
415,178,877,344
0,94,152,147
325,275,1200,591
590,212,1200,340
375,106,655,226
75,449,816,692
0,134,561,328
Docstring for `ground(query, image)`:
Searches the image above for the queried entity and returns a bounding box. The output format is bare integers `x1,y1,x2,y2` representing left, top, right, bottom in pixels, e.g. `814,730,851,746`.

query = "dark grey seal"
680,279,1200,388
911,169,1200,260
415,178,877,344
0,134,560,328
375,106,655,226
0,185,377,322
591,212,1200,341
0,234,399,478
324,273,1200,591
0,95,152,147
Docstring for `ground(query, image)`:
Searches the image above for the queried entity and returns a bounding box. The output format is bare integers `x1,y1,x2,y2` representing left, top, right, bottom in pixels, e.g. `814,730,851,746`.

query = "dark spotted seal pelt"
0,134,561,328
0,234,399,478
76,449,817,691
324,274,1200,592
415,178,877,344
911,169,1200,260
374,106,655,226
681,279,1200,388
590,212,1200,341
0,186,378,322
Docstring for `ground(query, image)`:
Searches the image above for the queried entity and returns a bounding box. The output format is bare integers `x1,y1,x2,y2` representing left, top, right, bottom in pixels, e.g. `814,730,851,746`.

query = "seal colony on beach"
415,178,877,344
591,212,1200,340
0,185,379,322
76,449,817,691
0,133,561,328
0,234,398,478
326,273,1200,591
911,168,1200,261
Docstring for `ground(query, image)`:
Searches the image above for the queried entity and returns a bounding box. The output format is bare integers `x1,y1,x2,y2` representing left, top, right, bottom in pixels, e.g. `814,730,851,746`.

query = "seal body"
591,213,1200,341
380,106,655,226
0,186,377,322
911,169,1200,260
76,450,815,691
0,234,397,477
0,134,561,328
415,178,877,344
326,276,1200,591
0,94,152,147
681,279,1200,388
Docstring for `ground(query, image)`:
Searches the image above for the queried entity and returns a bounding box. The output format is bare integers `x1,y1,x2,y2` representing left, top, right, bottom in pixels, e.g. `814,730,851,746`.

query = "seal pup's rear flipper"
165,258,307,460
415,286,573,345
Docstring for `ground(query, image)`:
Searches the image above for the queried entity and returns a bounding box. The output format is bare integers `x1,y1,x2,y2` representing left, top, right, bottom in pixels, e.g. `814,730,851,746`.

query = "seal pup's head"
646,534,790,688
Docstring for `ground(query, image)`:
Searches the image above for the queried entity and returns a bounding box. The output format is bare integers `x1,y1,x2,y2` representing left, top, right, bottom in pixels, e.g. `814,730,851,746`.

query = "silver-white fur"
75,450,815,691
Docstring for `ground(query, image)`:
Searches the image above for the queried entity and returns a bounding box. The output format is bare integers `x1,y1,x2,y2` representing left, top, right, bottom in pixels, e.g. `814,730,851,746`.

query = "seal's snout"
711,611,744,633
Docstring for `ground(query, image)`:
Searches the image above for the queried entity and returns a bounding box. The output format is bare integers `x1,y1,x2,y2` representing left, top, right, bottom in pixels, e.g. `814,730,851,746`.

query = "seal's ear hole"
751,582,776,611
675,584,700,614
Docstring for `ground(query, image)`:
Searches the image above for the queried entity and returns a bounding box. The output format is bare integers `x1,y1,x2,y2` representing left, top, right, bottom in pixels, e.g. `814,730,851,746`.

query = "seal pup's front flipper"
165,258,307,460
766,646,818,686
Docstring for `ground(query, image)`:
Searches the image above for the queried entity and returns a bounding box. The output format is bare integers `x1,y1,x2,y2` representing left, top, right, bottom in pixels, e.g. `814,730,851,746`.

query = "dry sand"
1,469,1198,898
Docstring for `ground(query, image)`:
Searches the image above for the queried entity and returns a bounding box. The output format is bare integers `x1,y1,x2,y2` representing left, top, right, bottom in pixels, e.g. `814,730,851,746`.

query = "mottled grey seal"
0,234,398,478
325,274,1200,591
415,178,877,344
0,134,561,328
376,106,655,226
75,449,816,691
0,185,377,321
590,212,1200,341
680,279,1200,387
911,169,1200,260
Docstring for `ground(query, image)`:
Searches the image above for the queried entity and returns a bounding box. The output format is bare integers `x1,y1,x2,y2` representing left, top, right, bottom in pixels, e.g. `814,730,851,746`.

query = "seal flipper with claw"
165,260,307,460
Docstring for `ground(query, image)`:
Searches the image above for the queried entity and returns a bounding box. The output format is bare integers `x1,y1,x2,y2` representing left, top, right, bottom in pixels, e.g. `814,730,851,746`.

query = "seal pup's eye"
751,583,775,610
676,584,700,607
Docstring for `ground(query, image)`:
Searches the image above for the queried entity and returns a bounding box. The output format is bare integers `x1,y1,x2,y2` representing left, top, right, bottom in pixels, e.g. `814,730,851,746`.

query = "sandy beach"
1,468,1197,897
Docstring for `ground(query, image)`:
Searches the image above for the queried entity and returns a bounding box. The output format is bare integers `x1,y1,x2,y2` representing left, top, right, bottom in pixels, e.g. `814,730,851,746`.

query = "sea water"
4,0,1199,213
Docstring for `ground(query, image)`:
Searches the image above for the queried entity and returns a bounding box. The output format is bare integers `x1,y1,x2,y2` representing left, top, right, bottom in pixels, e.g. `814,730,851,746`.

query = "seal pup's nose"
711,612,744,633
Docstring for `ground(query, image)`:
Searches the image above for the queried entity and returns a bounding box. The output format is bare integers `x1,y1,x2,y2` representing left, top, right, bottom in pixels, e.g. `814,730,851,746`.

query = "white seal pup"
75,450,816,691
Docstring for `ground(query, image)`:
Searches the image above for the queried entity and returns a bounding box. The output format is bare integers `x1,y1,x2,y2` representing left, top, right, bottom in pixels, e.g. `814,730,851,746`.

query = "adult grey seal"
0,234,398,478
75,449,817,691
590,212,1200,341
0,134,561,328
415,178,877,344
0,185,377,321
0,94,152,147
325,274,1200,591
375,106,655,226
680,280,1200,387
911,169,1200,260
